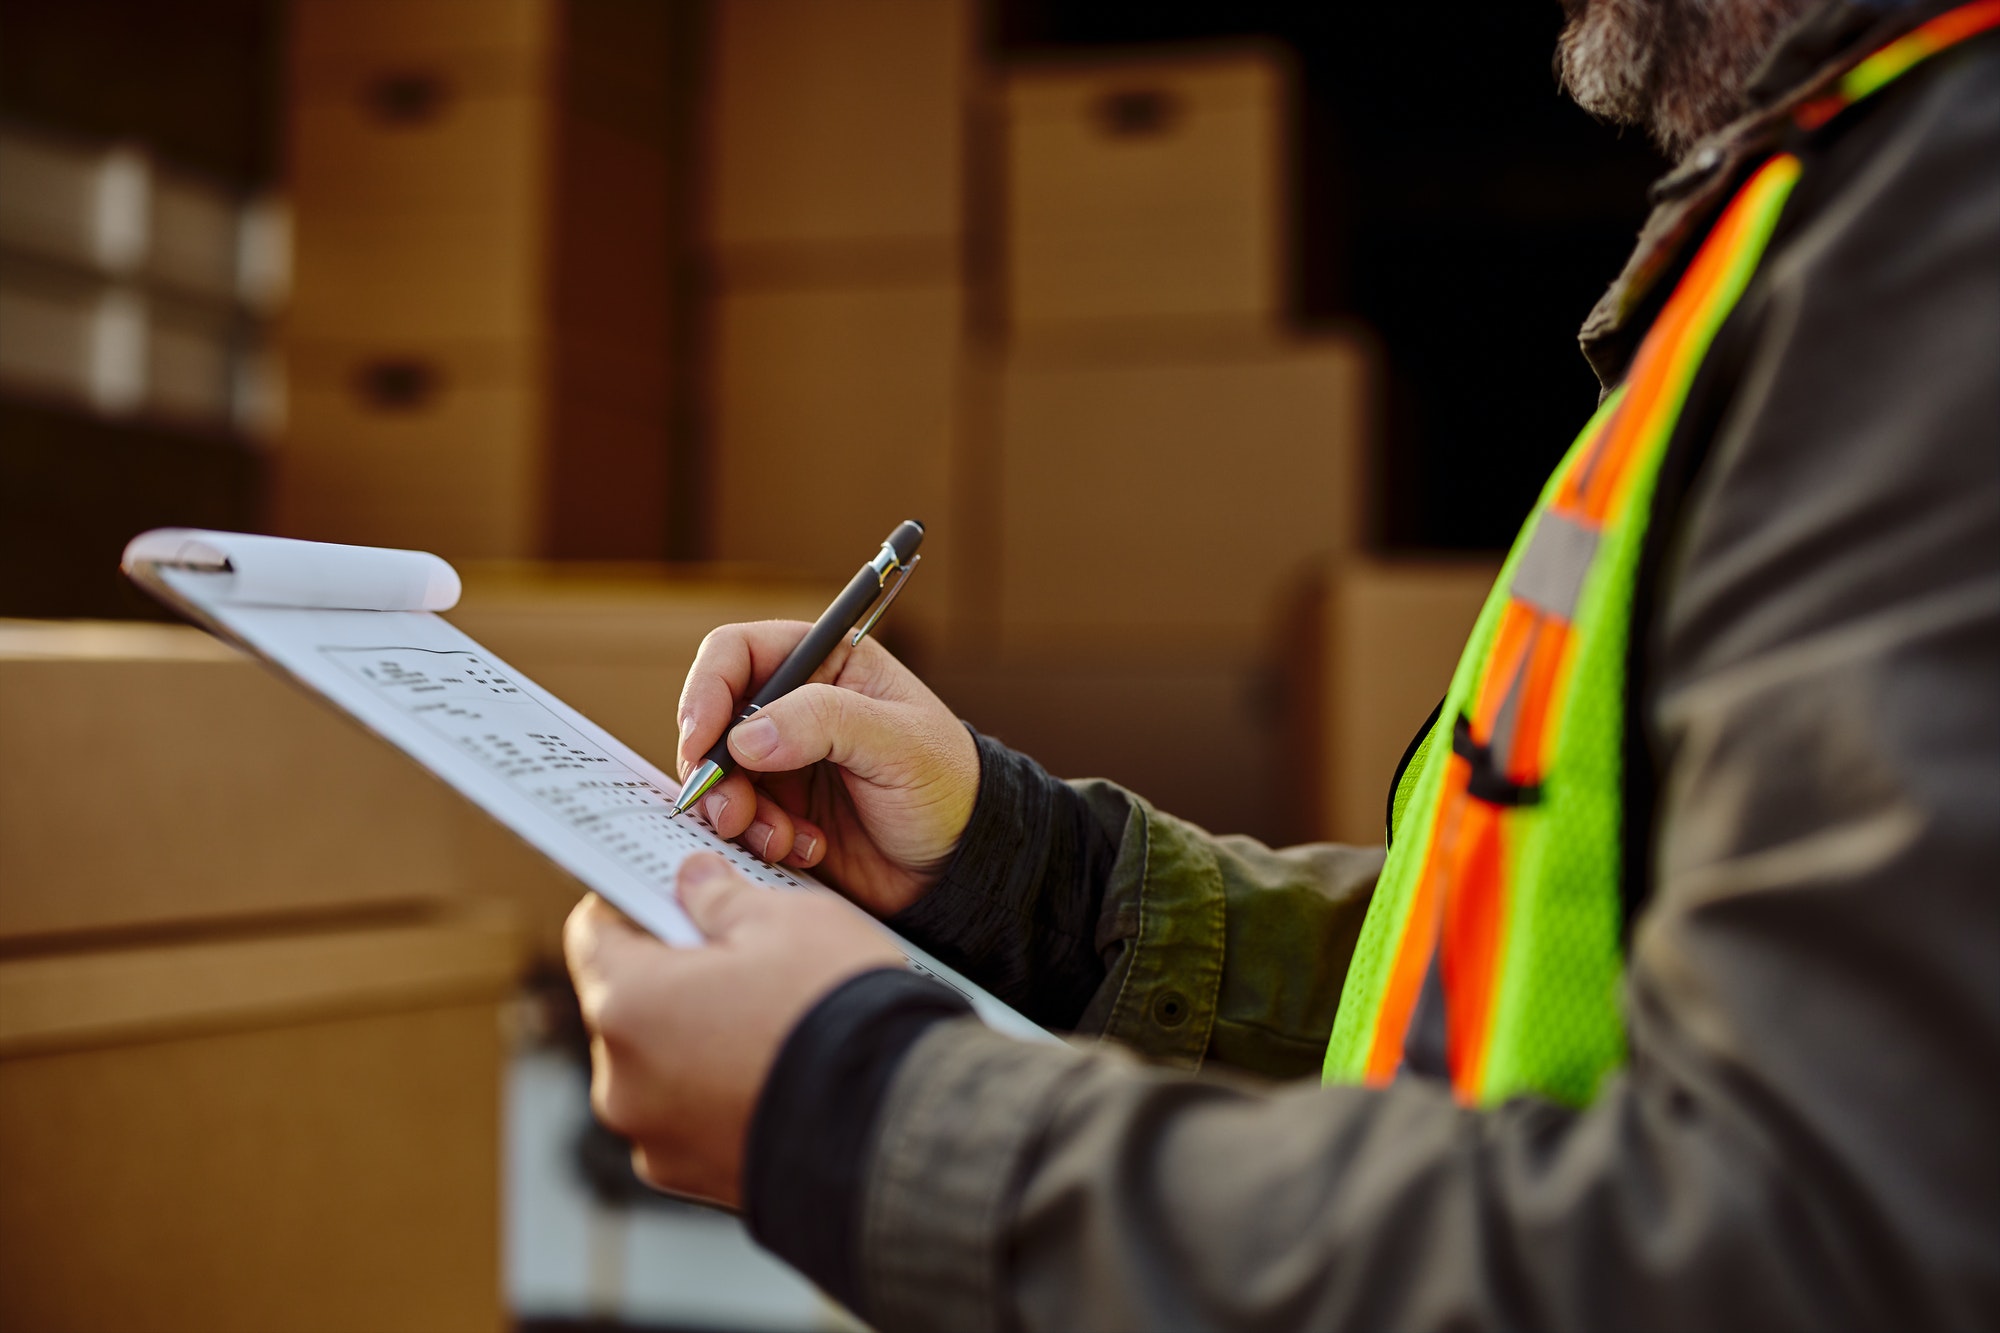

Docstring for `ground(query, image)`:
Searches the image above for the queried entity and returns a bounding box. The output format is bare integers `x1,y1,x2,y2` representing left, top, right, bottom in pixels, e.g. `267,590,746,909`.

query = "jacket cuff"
887,729,1121,1029
859,1018,1091,1333
1076,801,1229,1069
743,967,972,1312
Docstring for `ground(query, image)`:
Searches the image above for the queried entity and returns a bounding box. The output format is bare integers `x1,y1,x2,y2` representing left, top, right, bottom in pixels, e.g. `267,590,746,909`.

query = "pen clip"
852,553,921,646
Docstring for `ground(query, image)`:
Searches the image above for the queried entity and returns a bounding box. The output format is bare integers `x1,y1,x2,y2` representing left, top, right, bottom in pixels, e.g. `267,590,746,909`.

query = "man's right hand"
674,621,980,918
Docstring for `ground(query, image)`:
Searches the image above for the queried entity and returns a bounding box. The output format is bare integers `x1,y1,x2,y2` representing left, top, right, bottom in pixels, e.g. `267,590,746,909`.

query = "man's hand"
565,854,904,1208
676,621,979,916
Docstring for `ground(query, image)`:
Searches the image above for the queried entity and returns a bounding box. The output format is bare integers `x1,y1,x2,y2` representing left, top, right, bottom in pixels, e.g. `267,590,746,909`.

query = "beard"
1556,0,1821,157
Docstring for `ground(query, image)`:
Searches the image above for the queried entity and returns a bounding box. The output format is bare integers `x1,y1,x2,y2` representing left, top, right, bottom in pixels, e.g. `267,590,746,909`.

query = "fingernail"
733,716,778,761
677,713,694,746
702,792,730,826
750,822,778,860
795,832,817,863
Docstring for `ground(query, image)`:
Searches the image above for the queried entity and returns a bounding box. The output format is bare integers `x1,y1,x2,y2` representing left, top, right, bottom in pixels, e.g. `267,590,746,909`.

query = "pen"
670,519,926,818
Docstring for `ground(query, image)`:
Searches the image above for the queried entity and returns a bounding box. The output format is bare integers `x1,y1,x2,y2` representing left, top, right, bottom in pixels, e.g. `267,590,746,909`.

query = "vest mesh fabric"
1324,152,1807,1105
1322,403,1616,1095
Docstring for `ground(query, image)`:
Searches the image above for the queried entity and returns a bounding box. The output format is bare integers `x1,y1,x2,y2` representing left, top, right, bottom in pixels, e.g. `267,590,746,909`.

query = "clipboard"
122,528,1050,1043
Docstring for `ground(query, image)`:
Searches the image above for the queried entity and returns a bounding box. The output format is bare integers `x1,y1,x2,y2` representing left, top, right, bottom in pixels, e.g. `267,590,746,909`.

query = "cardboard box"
285,2,553,344
274,339,545,559
1302,557,1498,846
1003,49,1286,336
925,645,1287,845
992,334,1371,654
705,0,970,260
281,0,690,562
0,620,465,944
0,904,519,1333
287,209,548,346
288,65,549,222
708,283,964,649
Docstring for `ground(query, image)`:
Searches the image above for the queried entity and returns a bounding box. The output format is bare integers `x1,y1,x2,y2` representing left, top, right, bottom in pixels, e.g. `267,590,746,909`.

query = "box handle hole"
355,359,443,411
364,72,452,126
1095,88,1181,138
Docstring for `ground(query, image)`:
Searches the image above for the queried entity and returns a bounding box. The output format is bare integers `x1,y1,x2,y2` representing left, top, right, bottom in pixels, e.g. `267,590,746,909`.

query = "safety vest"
1322,0,2000,1108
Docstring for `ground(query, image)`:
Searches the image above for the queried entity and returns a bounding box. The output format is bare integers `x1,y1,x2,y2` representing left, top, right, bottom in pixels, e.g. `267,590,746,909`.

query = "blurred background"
0,1,1662,1329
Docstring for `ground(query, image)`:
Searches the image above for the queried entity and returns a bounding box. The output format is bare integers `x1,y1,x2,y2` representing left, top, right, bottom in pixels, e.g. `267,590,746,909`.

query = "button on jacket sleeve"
849,42,2000,1333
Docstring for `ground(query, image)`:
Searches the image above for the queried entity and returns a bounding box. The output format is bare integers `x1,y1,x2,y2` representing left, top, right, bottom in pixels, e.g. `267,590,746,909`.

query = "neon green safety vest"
1322,0,2000,1106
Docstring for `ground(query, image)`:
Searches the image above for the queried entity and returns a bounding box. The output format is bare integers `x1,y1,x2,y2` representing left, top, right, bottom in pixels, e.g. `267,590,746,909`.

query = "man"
565,0,2000,1327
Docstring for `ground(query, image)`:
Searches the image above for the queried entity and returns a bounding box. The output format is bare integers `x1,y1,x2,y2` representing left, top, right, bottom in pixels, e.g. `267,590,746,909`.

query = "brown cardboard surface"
273,339,545,559
1004,49,1285,333
289,0,552,66
0,901,521,1058
287,207,549,345
993,334,1371,654
925,645,1288,846
285,2,551,343
0,621,465,943
283,0,692,565
0,998,507,1332
289,84,549,220
708,284,963,651
1317,557,1498,845
0,903,516,1332
706,0,969,255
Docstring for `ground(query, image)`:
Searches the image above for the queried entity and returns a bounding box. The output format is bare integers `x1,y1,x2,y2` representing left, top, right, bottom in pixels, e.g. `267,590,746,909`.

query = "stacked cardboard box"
0,906,519,1333
1002,52,1286,343
701,0,975,653
0,569,826,1325
0,619,521,1331
924,48,1375,842
274,0,692,562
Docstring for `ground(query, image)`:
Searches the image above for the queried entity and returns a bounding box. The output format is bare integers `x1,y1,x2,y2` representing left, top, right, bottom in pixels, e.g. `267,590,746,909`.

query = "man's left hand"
564,853,905,1207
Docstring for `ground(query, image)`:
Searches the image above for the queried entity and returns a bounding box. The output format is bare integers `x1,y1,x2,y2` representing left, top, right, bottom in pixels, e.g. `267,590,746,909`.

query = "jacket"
744,4,2000,1328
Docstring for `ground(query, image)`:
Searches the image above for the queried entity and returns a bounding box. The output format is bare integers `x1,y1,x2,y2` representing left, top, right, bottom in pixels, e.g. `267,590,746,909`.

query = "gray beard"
1557,0,1822,157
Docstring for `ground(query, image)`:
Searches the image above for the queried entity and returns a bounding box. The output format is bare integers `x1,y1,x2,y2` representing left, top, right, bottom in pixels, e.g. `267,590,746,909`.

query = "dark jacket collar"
1577,0,1960,388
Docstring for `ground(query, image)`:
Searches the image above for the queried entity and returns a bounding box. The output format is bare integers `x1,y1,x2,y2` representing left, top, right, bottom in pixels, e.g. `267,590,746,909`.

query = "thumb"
727,682,907,781
674,853,765,941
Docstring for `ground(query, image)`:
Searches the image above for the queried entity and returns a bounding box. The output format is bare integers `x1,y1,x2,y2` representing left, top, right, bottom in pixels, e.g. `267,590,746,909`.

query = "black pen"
670,520,925,818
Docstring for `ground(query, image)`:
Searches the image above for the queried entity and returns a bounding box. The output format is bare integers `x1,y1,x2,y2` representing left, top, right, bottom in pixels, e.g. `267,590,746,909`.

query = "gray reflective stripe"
1511,510,1601,621
1485,628,1536,768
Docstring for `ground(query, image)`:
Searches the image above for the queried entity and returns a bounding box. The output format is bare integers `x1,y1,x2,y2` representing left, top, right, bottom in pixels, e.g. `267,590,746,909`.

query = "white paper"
135,552,1050,1044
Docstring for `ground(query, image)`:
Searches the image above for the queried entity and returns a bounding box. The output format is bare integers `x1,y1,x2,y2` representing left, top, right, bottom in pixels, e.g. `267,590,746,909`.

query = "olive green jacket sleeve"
887,737,1382,1082
1070,788,1380,1079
